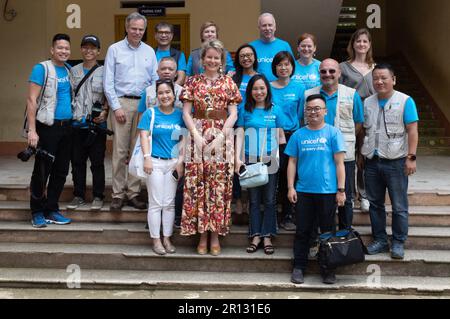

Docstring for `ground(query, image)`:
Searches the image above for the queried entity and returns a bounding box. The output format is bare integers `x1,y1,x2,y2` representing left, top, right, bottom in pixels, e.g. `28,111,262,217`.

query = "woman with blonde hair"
181,40,242,256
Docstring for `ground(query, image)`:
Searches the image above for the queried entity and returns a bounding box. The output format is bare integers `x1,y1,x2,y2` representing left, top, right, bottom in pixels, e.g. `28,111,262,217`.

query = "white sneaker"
360,198,370,212
91,197,104,211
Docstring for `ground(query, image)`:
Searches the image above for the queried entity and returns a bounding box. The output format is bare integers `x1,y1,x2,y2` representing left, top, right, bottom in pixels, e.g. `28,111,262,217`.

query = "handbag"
318,228,366,269
239,127,269,189
128,107,155,179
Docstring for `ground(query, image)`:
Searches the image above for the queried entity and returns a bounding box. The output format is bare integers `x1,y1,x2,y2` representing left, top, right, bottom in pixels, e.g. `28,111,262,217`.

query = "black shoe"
291,268,304,284
128,197,147,210
321,270,336,285
110,198,124,211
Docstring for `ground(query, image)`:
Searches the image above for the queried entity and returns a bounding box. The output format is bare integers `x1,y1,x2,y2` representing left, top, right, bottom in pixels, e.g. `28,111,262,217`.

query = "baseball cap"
81,35,100,48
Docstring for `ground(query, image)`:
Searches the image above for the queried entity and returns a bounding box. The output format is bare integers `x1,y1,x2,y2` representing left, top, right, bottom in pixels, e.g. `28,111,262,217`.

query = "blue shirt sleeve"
332,129,347,154
137,108,153,131
353,92,364,123
137,91,147,113
404,97,419,124
225,51,236,73
186,54,193,76
29,64,45,86
284,132,299,158
178,52,187,72
297,95,305,126
236,107,245,127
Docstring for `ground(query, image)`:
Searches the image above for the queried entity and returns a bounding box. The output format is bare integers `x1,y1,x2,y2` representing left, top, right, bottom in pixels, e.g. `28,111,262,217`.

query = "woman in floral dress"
181,40,242,256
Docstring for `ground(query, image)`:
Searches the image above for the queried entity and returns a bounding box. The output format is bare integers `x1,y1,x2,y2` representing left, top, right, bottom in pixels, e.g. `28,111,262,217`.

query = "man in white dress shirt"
104,12,158,210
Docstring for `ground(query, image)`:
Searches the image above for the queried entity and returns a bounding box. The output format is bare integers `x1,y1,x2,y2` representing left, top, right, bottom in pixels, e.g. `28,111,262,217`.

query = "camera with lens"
17,147,55,162
87,102,114,137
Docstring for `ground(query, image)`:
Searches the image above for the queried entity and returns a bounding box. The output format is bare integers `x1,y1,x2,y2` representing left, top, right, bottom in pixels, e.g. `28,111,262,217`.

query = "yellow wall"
0,0,260,142
387,0,450,122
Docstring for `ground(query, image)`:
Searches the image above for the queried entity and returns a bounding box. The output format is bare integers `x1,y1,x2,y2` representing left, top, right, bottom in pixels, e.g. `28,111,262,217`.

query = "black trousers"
278,132,294,220
293,193,336,270
30,121,73,214
71,128,106,200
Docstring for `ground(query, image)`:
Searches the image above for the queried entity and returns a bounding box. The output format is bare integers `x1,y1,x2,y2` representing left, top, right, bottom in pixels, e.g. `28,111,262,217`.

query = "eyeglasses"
320,69,337,75
156,79,173,85
239,53,254,59
157,31,173,35
305,106,325,113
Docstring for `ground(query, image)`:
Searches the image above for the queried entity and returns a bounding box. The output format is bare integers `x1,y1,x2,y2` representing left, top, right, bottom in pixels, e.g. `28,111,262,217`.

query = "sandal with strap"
264,245,275,255
246,242,260,253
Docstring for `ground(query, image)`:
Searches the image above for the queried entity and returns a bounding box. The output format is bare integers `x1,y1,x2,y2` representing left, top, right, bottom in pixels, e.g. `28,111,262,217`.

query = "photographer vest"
304,84,357,161
361,91,410,160
71,63,105,121
35,60,71,126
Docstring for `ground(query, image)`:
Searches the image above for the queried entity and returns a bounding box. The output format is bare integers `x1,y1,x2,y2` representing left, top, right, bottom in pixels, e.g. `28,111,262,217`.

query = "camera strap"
74,64,100,97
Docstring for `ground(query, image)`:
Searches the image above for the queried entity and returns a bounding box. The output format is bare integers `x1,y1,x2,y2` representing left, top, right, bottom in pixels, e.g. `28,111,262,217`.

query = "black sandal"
246,241,261,253
264,245,274,255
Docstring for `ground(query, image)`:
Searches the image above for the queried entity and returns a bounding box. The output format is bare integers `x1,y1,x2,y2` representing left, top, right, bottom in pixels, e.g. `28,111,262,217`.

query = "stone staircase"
386,55,450,156
0,181,450,296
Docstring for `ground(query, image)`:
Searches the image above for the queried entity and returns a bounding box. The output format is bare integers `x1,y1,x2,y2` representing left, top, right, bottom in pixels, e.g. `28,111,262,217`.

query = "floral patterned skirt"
180,119,235,236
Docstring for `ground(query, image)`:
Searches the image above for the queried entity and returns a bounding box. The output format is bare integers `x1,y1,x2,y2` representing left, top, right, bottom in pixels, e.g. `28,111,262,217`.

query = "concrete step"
0,268,449,296
0,221,449,250
417,147,450,156
2,201,450,225
420,137,450,147
0,243,448,277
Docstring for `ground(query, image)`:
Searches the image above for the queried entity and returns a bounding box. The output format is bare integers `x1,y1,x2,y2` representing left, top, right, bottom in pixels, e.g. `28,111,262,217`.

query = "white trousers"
145,158,178,239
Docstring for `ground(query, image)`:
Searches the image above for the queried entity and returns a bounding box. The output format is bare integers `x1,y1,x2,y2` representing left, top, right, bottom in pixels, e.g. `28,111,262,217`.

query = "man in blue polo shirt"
286,94,346,285
300,59,364,231
26,33,73,228
250,13,294,82
361,63,419,260
154,22,187,86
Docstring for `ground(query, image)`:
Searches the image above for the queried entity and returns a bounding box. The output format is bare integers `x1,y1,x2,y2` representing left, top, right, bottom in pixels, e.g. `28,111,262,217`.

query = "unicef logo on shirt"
301,137,328,145
319,137,327,144
309,74,318,81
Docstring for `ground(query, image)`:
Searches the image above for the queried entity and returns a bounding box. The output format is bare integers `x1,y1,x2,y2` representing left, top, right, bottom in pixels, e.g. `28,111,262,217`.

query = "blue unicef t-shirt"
379,97,419,124
271,81,306,132
284,124,346,194
237,74,254,112
29,63,72,120
292,59,321,90
137,107,185,159
236,105,286,157
155,49,187,72
250,38,294,82
298,89,364,126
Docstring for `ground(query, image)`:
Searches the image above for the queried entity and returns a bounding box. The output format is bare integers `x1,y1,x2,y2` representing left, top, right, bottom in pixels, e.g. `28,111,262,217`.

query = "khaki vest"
305,84,357,161
71,63,105,121
145,83,183,110
35,61,70,125
361,91,410,160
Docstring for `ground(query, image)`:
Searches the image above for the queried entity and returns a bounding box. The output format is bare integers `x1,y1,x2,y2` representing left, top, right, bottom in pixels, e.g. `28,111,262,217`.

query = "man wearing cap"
68,35,109,211
104,12,159,210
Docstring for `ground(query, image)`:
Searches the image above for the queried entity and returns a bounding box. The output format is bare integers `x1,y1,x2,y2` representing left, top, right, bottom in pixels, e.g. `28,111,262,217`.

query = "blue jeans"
247,172,278,238
337,160,355,229
365,156,409,244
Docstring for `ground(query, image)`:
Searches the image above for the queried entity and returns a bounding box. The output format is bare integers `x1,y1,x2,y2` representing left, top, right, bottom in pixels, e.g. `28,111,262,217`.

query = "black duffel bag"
318,229,367,269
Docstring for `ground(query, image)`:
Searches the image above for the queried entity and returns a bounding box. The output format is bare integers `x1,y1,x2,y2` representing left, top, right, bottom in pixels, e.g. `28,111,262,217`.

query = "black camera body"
17,147,55,162
87,102,114,137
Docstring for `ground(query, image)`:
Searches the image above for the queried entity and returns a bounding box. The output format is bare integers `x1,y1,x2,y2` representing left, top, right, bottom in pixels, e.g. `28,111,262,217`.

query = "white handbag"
128,107,155,179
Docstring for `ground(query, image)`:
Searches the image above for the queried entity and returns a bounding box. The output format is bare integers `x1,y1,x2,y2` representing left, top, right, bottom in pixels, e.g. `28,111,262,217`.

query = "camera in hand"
17,147,55,162
87,102,114,137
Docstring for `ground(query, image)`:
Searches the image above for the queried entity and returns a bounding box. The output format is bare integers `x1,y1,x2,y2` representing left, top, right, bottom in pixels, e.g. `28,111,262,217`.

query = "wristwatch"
407,154,417,161
338,188,345,193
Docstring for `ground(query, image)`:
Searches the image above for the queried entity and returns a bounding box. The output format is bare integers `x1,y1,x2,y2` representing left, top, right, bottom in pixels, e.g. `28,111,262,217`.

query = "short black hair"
52,33,71,46
155,79,175,95
245,74,273,112
373,62,395,76
306,94,326,105
272,51,296,78
155,22,174,33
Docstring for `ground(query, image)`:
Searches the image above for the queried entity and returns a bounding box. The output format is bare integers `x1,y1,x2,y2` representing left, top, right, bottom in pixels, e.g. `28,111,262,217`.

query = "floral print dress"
180,74,242,236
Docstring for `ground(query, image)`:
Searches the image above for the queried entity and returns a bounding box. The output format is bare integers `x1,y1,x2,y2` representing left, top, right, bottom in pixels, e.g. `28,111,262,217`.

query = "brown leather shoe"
128,197,147,210
110,198,124,211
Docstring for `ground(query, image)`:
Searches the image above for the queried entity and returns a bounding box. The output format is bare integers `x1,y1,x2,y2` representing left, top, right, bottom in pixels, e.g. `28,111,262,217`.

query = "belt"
371,155,405,162
53,119,72,127
121,95,141,100
152,156,175,161
193,109,228,121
